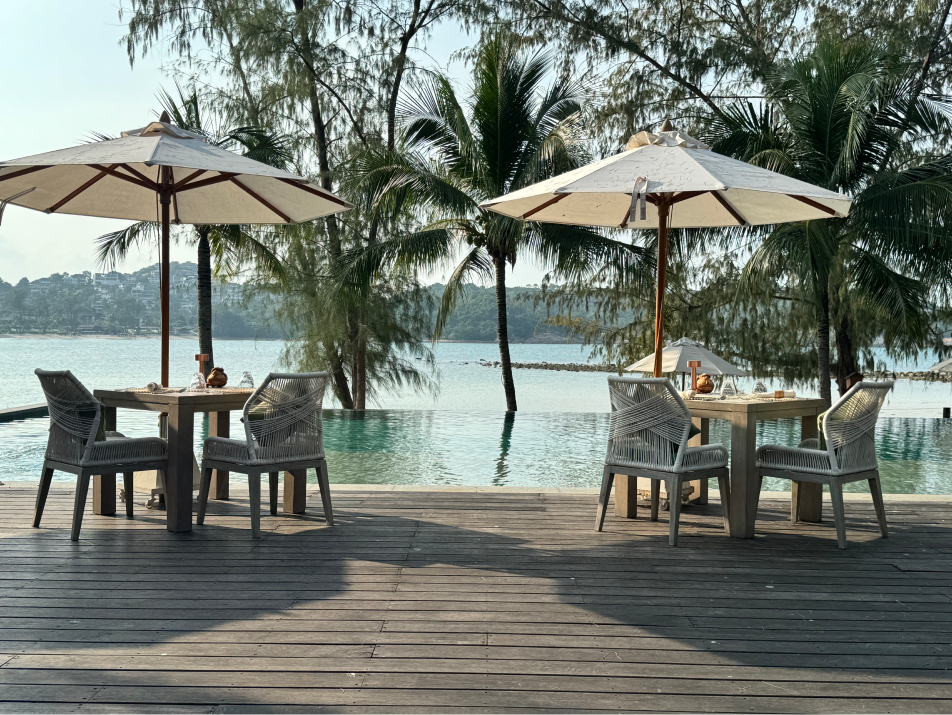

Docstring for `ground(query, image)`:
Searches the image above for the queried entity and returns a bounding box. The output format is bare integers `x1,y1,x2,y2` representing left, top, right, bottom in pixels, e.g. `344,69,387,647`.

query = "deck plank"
1,483,951,712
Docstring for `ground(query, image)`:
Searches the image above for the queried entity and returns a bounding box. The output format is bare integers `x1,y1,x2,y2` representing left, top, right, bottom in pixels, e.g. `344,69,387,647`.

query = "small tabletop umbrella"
479,120,851,377
0,113,352,385
625,337,744,377
929,357,952,373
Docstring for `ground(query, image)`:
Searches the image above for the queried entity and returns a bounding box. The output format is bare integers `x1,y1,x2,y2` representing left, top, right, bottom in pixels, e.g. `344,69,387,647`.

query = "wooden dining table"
92,387,258,533
613,396,827,538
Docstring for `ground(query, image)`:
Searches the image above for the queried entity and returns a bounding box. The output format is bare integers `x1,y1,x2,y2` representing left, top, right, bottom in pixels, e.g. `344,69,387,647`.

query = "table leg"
688,417,710,505
284,469,307,514
797,415,823,522
729,413,758,538
208,410,230,500
165,406,195,533
613,475,638,518
92,406,118,515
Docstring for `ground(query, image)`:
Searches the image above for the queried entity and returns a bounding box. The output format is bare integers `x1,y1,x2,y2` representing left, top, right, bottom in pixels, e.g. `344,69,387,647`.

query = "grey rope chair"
756,381,893,549
596,377,731,545
33,369,168,541
197,372,333,537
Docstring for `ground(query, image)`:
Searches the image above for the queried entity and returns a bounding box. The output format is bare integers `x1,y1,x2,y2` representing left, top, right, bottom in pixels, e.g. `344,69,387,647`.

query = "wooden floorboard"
1,483,951,713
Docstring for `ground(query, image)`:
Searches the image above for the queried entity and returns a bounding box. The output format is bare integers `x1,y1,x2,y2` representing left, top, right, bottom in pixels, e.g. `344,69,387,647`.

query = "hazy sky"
0,2,549,286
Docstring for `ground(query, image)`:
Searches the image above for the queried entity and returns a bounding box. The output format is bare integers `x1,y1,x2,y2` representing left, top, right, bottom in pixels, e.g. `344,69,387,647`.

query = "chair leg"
123,473,134,518
791,480,801,524
668,477,683,547
269,472,279,515
869,475,888,539
71,471,92,542
197,462,213,525
828,478,848,550
650,479,660,521
716,475,731,534
595,467,615,532
317,460,334,526
248,471,261,538
33,462,55,528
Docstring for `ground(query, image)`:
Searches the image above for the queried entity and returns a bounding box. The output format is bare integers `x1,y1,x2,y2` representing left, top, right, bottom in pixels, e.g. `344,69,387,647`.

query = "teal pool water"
3,409,951,494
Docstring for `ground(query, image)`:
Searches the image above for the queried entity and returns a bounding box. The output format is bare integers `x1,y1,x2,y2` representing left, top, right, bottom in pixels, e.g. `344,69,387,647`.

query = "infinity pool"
2,410,951,494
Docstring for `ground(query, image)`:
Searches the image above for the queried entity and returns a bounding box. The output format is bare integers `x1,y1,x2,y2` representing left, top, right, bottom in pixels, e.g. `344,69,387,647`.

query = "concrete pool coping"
2,480,950,501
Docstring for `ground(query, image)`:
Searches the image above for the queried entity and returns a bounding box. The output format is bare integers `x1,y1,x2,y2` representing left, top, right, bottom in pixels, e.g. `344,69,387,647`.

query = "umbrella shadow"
5,486,952,711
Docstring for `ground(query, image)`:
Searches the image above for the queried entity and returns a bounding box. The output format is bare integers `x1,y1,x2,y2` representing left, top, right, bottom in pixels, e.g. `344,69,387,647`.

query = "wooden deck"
2,483,952,713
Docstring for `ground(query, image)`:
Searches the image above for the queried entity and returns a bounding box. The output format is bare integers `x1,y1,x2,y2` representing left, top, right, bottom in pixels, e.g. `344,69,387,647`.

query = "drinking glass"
239,371,255,389
188,372,207,392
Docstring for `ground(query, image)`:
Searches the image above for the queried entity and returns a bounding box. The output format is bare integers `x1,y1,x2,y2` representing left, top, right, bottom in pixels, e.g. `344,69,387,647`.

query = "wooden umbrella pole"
652,199,670,378
160,166,171,387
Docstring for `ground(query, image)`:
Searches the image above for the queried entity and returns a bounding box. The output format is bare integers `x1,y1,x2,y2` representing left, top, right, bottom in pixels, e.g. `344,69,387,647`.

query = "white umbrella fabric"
479,121,851,377
929,357,952,372
0,115,352,385
625,337,744,376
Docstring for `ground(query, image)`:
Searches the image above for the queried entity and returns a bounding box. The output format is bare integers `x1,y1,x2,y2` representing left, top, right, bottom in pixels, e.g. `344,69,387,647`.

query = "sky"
0,2,549,287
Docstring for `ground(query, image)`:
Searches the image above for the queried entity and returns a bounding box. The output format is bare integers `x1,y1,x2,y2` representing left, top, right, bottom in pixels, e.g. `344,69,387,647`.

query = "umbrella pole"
652,200,670,378
160,167,171,387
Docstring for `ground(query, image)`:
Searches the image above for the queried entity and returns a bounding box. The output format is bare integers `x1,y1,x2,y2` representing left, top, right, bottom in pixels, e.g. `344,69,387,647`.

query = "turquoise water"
2,407,951,494
3,337,952,493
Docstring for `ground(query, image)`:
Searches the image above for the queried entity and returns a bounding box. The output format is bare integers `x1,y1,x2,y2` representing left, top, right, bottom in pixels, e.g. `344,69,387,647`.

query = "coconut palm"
708,39,952,403
96,87,289,375
334,31,646,411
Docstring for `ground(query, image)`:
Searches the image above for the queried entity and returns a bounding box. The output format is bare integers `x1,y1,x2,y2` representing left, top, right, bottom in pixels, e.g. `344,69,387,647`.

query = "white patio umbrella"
0,113,352,386
929,357,952,372
479,120,851,377
625,337,744,377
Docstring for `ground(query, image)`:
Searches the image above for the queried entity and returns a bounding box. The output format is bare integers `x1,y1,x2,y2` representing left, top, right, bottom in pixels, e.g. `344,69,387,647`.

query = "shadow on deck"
1,483,951,713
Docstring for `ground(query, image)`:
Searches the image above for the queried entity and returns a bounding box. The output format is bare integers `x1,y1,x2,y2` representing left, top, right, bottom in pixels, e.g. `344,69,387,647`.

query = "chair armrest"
798,437,820,449
756,444,831,473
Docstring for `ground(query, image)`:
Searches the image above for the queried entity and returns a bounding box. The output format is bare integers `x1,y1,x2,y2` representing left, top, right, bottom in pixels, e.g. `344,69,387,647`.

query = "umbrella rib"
89,164,156,192
711,191,748,226
230,178,291,223
276,177,352,208
176,172,239,193
174,169,207,191
116,164,160,190
522,193,569,219
669,190,705,205
0,165,51,184
789,194,836,215
45,166,113,213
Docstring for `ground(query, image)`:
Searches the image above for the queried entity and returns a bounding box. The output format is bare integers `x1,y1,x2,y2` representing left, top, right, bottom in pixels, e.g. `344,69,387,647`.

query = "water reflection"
493,412,516,486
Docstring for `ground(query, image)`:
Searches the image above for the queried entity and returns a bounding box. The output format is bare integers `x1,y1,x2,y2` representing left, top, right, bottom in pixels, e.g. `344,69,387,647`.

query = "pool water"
3,409,951,494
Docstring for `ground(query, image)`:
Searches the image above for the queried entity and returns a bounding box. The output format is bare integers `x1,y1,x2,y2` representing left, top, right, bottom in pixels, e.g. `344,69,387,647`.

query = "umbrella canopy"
929,357,952,372
625,337,744,376
0,116,352,385
479,121,851,377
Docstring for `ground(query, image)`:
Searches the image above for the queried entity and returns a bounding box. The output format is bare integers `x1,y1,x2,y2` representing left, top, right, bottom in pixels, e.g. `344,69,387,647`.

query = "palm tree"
709,40,952,403
97,87,289,376
335,31,643,411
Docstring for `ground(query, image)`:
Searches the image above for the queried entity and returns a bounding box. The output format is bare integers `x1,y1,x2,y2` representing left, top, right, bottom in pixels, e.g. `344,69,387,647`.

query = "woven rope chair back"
242,372,329,464
34,369,100,465
824,381,893,474
606,377,691,470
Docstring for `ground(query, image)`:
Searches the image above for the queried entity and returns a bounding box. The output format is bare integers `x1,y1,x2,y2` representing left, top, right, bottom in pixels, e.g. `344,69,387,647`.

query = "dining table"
89,386,311,533
612,395,828,538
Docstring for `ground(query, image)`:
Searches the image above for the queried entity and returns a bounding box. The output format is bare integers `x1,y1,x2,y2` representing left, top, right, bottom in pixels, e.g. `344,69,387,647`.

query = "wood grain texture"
2,484,950,713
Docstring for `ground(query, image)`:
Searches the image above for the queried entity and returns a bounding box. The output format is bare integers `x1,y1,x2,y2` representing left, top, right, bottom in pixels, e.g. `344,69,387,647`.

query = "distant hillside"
428,284,604,343
0,263,280,339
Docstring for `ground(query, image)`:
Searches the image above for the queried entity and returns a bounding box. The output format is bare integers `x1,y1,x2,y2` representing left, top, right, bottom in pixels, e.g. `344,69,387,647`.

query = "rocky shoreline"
475,361,952,382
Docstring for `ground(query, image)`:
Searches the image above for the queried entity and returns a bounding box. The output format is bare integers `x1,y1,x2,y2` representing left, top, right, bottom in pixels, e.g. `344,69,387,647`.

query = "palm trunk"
354,332,367,410
197,227,214,377
834,313,857,397
817,288,832,407
494,257,517,412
